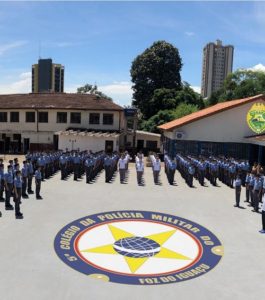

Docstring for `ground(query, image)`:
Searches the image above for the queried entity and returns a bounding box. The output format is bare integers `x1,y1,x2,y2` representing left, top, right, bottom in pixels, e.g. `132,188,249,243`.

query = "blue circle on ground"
54,210,224,285
113,237,161,258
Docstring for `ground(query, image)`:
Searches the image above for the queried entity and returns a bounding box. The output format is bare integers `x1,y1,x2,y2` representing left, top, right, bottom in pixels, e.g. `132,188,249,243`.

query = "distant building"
0,93,160,154
201,40,234,98
158,94,265,165
32,59,64,93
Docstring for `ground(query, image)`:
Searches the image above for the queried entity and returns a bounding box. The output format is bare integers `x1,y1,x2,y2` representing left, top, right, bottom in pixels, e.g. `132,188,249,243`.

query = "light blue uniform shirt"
5,172,13,184
35,170,42,180
235,178,242,187
14,177,22,188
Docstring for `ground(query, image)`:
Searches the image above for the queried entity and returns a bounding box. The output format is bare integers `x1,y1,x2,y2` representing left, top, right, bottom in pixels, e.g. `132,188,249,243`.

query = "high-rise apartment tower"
32,59,64,93
201,40,234,98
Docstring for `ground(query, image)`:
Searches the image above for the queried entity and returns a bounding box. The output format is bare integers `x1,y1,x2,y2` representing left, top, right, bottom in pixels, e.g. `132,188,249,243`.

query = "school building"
0,93,160,154
158,94,265,164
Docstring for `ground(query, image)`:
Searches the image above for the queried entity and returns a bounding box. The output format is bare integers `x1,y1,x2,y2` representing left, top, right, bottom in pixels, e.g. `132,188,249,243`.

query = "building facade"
0,93,123,153
201,40,234,98
32,59,64,93
0,93,161,154
158,95,265,164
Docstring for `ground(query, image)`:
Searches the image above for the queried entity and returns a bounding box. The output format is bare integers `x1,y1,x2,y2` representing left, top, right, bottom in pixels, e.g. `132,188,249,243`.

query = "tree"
131,40,183,119
140,103,198,133
174,83,204,109
77,84,112,101
140,110,177,133
173,102,199,119
207,70,265,106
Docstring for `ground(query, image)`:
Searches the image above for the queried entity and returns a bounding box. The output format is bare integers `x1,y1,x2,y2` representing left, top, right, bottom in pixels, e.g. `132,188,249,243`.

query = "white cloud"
66,81,133,106
247,63,265,72
98,81,133,105
0,71,31,94
191,86,201,94
185,31,195,37
0,41,27,55
65,84,80,93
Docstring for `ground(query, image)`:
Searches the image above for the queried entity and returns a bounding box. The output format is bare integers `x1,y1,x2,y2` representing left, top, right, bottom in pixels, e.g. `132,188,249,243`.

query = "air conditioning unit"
175,131,185,139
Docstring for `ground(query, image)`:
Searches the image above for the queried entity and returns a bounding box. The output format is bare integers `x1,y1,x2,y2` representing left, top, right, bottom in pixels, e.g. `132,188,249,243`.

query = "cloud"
98,81,133,105
191,86,201,94
185,31,195,37
0,71,31,94
0,41,27,55
66,81,133,106
44,41,84,48
247,63,265,72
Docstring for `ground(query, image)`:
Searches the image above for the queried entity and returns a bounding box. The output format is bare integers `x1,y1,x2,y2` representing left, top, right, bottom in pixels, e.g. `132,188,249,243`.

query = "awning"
55,130,120,138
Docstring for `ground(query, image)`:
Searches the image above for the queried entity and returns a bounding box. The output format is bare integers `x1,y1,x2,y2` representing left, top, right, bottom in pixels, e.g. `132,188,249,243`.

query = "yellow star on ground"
81,225,191,273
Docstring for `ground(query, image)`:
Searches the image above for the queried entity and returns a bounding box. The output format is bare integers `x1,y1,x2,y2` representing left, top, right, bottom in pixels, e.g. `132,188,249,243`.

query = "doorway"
23,138,30,154
105,140,114,153
137,139,144,151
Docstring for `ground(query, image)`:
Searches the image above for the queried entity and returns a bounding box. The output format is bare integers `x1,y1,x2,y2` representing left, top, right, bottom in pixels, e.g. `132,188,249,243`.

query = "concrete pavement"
0,162,264,300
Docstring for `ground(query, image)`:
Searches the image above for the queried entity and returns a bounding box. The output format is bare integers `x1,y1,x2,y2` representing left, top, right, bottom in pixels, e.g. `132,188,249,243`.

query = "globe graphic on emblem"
113,237,161,258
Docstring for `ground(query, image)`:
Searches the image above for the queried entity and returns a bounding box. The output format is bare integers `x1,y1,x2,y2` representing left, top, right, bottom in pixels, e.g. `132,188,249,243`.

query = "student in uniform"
13,170,23,219
0,164,5,202
118,154,127,183
253,174,262,212
234,174,242,207
135,157,144,185
35,166,43,199
152,155,161,184
59,154,67,180
188,164,195,187
244,171,251,203
104,154,112,183
4,165,14,210
84,156,93,183
259,193,265,233
21,161,29,198
168,159,176,185
27,159,34,194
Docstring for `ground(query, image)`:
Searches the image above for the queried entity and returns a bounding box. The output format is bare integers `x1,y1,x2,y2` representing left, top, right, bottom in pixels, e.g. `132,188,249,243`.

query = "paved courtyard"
0,160,264,300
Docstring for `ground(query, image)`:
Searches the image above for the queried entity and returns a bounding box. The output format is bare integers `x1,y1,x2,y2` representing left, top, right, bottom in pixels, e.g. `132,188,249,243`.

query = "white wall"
0,109,122,133
126,132,161,149
165,100,265,145
58,134,119,152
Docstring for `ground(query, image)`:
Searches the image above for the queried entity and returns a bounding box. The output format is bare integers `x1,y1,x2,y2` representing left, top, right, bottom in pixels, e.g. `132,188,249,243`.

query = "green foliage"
77,84,112,101
140,110,176,133
148,84,204,116
173,102,199,119
131,40,183,118
141,103,198,133
207,70,265,106
175,83,204,109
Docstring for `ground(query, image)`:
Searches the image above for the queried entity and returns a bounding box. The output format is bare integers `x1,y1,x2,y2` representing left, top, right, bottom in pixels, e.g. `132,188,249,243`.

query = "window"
38,112,48,123
89,113,100,124
10,112,19,123
26,112,35,123
103,114,113,125
146,140,158,149
70,112,81,124
0,112,7,122
57,112,67,123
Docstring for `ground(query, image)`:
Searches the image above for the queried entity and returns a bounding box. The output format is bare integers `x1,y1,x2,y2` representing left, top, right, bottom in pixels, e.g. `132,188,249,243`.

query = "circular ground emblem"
54,211,223,285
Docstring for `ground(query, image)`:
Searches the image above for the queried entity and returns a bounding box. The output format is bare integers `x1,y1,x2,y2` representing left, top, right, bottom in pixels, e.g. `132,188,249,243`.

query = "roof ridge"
158,94,265,131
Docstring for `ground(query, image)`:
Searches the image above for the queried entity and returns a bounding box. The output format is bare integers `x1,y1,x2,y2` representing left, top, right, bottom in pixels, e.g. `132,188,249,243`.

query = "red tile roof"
158,94,265,131
0,93,124,111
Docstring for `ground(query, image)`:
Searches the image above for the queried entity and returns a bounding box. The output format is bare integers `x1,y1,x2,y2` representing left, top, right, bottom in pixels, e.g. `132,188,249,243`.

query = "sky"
1,1,265,105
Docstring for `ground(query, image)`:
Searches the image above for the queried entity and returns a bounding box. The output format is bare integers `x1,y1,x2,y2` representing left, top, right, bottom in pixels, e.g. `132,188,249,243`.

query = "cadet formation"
0,150,264,233
0,154,46,219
